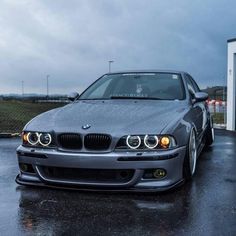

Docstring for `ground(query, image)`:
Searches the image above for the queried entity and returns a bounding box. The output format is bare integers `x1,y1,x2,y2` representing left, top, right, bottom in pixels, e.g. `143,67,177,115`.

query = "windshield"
79,73,185,100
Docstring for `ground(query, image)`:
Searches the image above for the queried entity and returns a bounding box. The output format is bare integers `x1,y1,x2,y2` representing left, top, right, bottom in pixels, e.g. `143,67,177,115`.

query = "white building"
227,38,236,131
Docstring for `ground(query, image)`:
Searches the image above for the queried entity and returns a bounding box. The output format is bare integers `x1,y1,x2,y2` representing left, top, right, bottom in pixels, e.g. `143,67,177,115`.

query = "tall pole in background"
108,60,114,73
21,81,24,97
46,74,50,98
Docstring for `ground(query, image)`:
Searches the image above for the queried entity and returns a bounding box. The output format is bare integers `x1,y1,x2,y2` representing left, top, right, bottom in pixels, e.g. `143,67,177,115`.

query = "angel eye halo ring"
126,135,141,149
144,135,159,149
39,133,52,146
26,132,40,146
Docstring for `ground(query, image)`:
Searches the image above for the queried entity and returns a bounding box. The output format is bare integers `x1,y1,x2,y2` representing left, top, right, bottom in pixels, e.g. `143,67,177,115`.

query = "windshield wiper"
110,96,163,100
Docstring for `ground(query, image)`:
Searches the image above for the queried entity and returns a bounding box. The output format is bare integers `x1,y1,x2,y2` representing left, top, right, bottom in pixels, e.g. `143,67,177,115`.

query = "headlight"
160,136,170,148
117,134,176,150
39,133,52,146
27,132,39,146
144,135,159,149
160,136,176,149
22,132,53,147
126,135,141,149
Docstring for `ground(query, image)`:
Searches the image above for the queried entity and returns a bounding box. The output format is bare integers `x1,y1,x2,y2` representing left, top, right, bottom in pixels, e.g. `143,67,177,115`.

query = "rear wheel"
183,128,197,181
205,117,214,146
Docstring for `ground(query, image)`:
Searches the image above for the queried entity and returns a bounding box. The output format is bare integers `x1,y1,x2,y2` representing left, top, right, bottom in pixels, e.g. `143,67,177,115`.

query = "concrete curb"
0,133,20,138
213,124,226,129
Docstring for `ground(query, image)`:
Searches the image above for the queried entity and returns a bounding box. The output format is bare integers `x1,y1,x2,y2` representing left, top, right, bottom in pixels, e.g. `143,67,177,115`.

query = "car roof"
105,70,187,75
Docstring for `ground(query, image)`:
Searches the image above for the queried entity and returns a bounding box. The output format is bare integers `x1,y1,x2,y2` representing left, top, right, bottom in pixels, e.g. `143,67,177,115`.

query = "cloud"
0,0,235,94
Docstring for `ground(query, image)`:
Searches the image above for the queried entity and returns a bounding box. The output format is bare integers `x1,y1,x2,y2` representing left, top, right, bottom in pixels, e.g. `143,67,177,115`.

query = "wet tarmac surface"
0,129,236,235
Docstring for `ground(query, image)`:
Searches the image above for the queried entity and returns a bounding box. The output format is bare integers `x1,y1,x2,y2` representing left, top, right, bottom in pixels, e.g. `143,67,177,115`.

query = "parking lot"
0,129,236,236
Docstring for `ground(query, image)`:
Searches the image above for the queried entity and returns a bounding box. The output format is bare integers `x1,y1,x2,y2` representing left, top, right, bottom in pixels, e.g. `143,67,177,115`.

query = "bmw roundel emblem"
82,124,91,130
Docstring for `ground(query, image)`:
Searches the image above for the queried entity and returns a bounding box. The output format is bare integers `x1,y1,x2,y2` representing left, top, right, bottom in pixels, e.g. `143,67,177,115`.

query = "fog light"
19,163,28,172
19,163,35,173
153,169,166,178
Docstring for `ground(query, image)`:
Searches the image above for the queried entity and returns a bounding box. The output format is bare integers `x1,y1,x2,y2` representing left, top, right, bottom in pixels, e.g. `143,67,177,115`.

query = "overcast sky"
0,0,235,94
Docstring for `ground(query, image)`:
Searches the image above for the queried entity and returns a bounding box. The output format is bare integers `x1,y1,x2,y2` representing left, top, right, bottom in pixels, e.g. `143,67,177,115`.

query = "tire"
205,117,214,146
183,128,197,181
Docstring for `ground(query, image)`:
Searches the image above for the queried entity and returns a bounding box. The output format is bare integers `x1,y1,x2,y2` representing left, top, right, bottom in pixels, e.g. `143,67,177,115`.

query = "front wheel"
205,117,214,146
183,128,197,181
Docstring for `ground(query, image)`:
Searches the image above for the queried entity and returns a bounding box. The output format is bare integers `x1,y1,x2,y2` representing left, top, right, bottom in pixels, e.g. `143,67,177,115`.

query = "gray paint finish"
25,100,189,136
17,70,212,191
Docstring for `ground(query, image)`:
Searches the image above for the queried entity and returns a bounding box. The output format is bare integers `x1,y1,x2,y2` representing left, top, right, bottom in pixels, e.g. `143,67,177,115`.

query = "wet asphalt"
0,129,236,236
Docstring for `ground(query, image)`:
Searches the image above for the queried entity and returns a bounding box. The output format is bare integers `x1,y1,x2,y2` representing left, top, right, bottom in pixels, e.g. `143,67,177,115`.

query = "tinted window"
185,75,196,99
187,74,200,92
79,73,186,100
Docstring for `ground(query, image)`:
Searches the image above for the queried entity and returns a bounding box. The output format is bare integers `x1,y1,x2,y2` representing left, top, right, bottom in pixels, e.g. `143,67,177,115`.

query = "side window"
188,75,200,92
185,75,195,99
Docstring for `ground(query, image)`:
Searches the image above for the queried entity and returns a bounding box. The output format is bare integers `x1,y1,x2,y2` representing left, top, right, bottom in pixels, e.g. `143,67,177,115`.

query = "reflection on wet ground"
0,129,236,235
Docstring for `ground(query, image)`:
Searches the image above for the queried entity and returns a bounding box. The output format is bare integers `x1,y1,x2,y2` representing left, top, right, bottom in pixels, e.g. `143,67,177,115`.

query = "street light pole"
108,60,114,73
46,74,50,98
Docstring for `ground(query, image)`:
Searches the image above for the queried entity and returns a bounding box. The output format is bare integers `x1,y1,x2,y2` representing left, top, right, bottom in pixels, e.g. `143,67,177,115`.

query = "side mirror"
68,92,80,102
194,92,208,103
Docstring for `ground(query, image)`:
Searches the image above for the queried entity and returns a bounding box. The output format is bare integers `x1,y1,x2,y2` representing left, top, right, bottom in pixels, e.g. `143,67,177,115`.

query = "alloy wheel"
189,130,197,175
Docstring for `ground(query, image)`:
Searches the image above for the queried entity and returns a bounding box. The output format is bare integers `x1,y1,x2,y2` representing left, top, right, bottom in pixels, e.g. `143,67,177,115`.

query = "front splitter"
15,174,185,193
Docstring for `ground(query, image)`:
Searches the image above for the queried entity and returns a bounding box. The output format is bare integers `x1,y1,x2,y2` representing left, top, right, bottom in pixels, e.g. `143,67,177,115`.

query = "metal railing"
207,100,226,128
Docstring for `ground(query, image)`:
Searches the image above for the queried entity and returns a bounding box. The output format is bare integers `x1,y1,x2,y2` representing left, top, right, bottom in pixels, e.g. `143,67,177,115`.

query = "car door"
185,74,207,140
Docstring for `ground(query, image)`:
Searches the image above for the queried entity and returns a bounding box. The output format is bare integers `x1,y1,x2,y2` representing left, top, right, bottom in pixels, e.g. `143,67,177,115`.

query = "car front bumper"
16,145,186,192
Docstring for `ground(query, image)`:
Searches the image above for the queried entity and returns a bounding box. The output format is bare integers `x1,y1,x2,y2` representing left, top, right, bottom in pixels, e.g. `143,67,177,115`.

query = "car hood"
25,100,189,135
